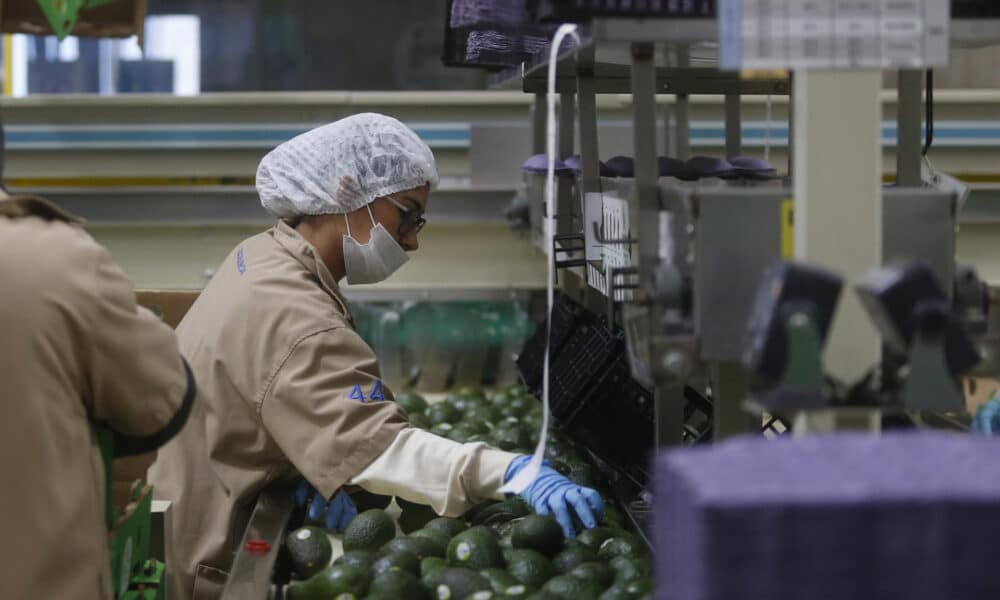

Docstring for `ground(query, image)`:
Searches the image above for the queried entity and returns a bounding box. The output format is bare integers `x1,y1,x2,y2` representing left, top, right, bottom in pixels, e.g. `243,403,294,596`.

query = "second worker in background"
149,113,603,600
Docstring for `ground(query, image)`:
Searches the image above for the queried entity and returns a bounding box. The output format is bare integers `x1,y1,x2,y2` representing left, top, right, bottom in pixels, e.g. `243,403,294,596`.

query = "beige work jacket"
0,196,192,600
149,221,408,599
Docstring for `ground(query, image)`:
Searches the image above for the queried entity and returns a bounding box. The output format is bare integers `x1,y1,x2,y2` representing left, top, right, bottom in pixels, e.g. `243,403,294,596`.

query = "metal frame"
12,186,518,225
492,19,792,451
519,64,789,95
492,13,999,445
896,69,924,187
219,486,296,600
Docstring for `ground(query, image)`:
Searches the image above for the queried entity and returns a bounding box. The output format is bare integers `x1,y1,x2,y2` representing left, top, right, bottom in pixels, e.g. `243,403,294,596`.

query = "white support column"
793,71,882,383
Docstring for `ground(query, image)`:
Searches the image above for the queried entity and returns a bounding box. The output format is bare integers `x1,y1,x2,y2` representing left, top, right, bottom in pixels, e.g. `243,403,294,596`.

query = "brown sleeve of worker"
259,325,408,499
84,244,195,456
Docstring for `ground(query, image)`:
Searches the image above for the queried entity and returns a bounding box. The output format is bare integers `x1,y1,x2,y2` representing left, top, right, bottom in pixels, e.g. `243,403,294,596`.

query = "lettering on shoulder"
236,247,247,274
349,380,386,403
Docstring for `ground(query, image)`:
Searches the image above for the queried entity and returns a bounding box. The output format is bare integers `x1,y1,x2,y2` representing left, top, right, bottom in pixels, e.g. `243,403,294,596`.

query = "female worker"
1,194,195,599
148,113,603,600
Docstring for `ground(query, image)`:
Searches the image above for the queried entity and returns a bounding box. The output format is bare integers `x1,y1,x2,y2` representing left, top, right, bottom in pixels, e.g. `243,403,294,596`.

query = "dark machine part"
856,261,980,378
518,295,741,483
954,265,990,335
856,261,981,412
743,262,844,386
955,265,1000,379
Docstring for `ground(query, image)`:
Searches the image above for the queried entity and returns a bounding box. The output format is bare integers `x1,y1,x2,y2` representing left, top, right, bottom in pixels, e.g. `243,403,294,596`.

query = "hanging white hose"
500,23,580,494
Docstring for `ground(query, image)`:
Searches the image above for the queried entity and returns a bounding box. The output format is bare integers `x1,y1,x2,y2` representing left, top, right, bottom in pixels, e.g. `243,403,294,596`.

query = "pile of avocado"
284,385,654,600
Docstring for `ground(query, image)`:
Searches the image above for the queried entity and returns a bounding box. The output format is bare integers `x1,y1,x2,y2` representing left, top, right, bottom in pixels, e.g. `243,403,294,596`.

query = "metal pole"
793,71,883,383
635,43,684,448
558,92,576,159
631,43,659,291
725,94,742,157
787,72,794,180
675,95,691,160
577,46,601,295
897,69,923,187
577,46,601,195
556,92,577,236
710,361,756,441
532,93,545,155
675,45,691,160
655,382,686,447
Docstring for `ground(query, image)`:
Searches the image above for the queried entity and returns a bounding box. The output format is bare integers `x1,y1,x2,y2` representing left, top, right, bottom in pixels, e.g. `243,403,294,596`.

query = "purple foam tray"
563,154,614,177
521,154,571,174
654,432,1000,600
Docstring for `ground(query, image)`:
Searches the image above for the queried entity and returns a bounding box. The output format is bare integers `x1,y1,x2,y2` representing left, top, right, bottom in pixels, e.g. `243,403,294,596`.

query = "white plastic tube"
500,23,580,494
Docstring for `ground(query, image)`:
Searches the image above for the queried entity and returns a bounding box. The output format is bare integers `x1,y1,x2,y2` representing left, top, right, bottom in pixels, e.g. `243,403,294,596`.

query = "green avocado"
285,526,332,579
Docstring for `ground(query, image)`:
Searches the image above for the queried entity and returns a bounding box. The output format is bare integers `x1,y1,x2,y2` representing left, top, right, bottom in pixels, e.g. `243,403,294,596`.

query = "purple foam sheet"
658,156,699,180
728,156,779,179
605,155,635,178
449,0,531,29
654,432,1000,600
464,30,556,66
686,156,736,178
563,154,614,177
521,154,571,175
448,1,556,68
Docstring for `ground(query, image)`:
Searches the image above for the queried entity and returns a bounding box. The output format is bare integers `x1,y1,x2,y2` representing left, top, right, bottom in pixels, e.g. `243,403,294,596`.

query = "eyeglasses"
385,196,426,236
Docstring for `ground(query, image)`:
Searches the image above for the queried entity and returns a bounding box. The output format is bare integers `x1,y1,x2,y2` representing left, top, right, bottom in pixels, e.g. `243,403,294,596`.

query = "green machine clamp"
97,428,165,600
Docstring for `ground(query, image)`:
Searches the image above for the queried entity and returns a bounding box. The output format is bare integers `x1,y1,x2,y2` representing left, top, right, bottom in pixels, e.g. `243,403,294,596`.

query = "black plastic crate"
549,317,623,419
535,0,716,21
516,294,587,392
558,356,654,483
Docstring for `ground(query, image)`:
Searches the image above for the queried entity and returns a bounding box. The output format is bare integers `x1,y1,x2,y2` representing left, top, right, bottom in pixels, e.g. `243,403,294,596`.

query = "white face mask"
342,205,410,284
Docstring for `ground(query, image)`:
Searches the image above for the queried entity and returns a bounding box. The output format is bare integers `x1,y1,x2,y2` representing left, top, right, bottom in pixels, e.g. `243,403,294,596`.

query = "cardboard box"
0,0,145,39
136,290,200,330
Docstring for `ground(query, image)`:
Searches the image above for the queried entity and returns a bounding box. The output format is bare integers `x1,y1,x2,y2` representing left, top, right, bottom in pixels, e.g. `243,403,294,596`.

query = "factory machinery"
208,4,1000,599
480,0,1000,536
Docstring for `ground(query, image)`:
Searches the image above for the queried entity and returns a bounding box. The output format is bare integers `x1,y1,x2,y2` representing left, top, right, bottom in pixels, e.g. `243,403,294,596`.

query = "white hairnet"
256,113,439,218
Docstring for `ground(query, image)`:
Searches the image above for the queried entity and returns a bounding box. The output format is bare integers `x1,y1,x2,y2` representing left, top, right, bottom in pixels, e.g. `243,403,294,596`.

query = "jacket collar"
272,220,352,321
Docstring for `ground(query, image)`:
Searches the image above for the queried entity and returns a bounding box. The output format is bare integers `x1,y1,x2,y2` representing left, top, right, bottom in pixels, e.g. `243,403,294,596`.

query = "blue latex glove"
973,395,1000,434
295,479,358,533
506,455,604,539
